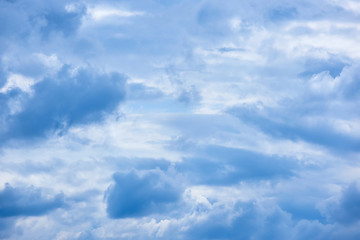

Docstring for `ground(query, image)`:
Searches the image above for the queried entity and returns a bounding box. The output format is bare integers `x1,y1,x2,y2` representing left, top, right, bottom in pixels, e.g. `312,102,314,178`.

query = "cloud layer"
0,0,360,239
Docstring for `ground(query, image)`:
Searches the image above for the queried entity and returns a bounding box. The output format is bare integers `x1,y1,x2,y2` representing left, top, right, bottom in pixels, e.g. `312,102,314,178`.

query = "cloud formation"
0,65,126,143
324,183,360,225
105,170,182,218
0,0,360,239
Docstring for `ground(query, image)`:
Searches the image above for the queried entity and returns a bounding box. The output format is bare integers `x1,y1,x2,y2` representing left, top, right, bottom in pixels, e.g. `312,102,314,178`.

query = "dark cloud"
0,183,65,218
1,65,126,142
105,170,182,218
325,183,360,225
298,57,348,78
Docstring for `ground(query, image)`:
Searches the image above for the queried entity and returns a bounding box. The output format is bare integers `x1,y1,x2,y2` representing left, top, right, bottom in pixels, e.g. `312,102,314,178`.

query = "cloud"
228,101,360,153
175,198,360,240
298,57,347,79
109,157,172,172
177,86,201,104
0,218,18,240
105,170,182,218
0,183,65,218
268,6,298,21
175,145,298,185
0,65,126,143
127,83,164,100
323,183,360,225
0,0,86,41
0,74,35,94
337,64,360,100
183,201,293,240
0,0,360,239
0,1,28,39
40,3,86,38
87,6,144,21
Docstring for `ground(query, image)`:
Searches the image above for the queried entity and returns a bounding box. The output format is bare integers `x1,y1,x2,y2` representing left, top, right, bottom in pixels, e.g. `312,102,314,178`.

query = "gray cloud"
0,65,126,143
105,170,183,218
0,183,65,218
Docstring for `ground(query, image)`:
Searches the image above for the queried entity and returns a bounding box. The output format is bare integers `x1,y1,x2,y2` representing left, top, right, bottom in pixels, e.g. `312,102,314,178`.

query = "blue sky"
0,0,360,239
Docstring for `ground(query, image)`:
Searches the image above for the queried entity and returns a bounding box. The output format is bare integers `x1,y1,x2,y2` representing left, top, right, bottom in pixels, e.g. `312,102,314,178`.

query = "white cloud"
329,0,360,14
87,6,144,21
0,73,35,94
308,71,338,95
34,53,62,71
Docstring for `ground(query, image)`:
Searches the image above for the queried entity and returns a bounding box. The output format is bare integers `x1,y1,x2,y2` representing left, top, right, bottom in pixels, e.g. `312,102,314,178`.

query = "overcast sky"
1,0,360,239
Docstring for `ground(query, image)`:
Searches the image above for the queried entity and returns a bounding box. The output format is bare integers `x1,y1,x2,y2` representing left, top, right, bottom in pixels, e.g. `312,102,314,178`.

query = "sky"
0,0,360,239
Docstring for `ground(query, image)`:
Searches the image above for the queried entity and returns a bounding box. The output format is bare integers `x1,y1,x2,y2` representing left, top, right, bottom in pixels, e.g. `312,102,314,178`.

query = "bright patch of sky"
0,0,360,239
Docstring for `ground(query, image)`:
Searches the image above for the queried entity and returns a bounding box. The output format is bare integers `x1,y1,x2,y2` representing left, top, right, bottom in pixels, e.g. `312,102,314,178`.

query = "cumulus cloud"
105,170,183,218
0,65,126,143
